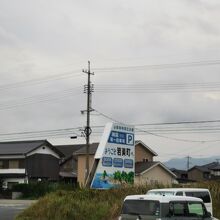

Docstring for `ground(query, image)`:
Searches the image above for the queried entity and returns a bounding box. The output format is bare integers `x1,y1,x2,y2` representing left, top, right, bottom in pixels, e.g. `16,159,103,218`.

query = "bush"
12,182,75,199
15,184,156,220
16,181,220,220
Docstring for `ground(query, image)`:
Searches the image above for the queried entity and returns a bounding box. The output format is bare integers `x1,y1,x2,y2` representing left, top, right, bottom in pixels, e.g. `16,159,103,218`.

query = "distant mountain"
164,156,220,170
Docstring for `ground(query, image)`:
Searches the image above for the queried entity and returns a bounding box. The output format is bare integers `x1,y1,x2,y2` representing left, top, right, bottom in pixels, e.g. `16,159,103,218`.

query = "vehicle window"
122,200,160,216
169,202,187,216
185,191,211,203
188,202,205,217
176,191,183,196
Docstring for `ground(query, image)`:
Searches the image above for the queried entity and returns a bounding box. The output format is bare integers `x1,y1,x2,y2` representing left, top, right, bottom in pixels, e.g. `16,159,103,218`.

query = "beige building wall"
135,143,154,162
188,169,204,181
135,165,174,186
77,155,95,186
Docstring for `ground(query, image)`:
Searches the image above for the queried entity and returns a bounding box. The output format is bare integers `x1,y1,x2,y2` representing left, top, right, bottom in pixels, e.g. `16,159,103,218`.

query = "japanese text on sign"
104,147,134,157
108,131,134,145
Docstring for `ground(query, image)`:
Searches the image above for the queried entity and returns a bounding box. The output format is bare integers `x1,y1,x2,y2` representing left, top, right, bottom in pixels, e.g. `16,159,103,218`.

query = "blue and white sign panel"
91,123,135,189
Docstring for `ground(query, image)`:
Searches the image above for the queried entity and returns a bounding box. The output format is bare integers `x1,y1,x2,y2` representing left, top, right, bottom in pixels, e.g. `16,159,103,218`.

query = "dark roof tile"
210,164,220,170
73,143,99,155
135,161,157,174
202,162,219,169
55,145,83,157
189,165,210,172
0,140,64,157
170,168,188,174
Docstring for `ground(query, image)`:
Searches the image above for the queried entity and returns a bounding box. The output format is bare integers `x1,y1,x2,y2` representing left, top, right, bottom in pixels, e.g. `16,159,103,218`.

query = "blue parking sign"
126,133,134,145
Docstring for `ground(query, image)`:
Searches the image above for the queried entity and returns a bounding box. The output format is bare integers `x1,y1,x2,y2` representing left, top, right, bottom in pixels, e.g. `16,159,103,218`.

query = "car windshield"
148,191,175,196
122,200,160,217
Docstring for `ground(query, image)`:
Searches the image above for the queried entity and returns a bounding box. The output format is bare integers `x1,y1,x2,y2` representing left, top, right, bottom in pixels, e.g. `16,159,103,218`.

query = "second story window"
9,160,19,169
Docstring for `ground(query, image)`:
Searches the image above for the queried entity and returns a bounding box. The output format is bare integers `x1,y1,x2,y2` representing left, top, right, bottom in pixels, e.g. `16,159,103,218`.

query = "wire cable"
94,81,220,93
94,59,220,72
0,69,82,91
0,87,83,110
92,108,220,143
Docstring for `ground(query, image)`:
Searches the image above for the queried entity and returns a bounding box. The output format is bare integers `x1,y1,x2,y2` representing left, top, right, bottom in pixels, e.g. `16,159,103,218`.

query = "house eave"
135,140,158,156
139,162,177,178
0,154,26,159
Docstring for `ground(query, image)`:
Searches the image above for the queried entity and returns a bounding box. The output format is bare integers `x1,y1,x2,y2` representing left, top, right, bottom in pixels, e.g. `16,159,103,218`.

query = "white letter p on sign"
126,134,134,145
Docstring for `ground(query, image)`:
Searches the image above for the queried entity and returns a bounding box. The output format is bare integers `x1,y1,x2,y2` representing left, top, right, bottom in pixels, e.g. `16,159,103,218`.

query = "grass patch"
16,181,220,220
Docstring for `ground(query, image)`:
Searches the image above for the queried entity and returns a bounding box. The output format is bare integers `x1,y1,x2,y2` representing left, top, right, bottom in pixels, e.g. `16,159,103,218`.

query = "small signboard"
91,122,135,189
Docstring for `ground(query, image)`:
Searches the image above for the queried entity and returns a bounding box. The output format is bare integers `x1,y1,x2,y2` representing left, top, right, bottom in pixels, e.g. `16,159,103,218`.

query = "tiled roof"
203,162,219,169
189,162,220,173
135,161,157,174
0,140,63,156
73,143,99,155
135,161,176,178
55,145,83,157
189,165,210,172
170,168,188,174
210,164,220,171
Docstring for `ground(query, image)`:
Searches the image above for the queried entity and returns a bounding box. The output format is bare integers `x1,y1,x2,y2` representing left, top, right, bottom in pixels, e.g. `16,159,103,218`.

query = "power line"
2,118,220,141
0,69,82,91
0,126,83,141
90,120,220,131
88,120,220,129
0,88,82,111
2,119,220,137
133,120,220,126
91,130,220,135
0,132,80,142
94,81,220,93
96,82,220,89
92,108,220,143
0,127,82,136
94,59,220,72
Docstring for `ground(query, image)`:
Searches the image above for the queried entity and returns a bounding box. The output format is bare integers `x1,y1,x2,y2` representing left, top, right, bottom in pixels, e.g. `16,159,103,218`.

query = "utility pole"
82,61,94,185
187,156,191,171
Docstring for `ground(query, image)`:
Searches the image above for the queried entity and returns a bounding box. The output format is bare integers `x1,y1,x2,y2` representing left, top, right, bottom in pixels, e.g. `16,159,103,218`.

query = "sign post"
91,122,135,189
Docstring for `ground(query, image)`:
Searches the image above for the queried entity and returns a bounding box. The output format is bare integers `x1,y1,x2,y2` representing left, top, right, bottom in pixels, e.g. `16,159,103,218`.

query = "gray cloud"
0,0,220,161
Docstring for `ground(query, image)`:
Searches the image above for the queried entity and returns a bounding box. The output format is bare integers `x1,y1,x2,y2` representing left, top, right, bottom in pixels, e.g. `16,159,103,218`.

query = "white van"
147,188,213,215
119,194,212,220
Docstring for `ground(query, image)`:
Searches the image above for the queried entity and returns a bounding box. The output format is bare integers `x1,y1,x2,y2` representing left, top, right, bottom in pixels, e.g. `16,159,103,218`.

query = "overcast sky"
0,0,220,163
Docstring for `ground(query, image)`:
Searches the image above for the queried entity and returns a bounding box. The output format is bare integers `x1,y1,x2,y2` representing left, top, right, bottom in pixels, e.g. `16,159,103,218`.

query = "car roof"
124,195,203,203
147,188,209,192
